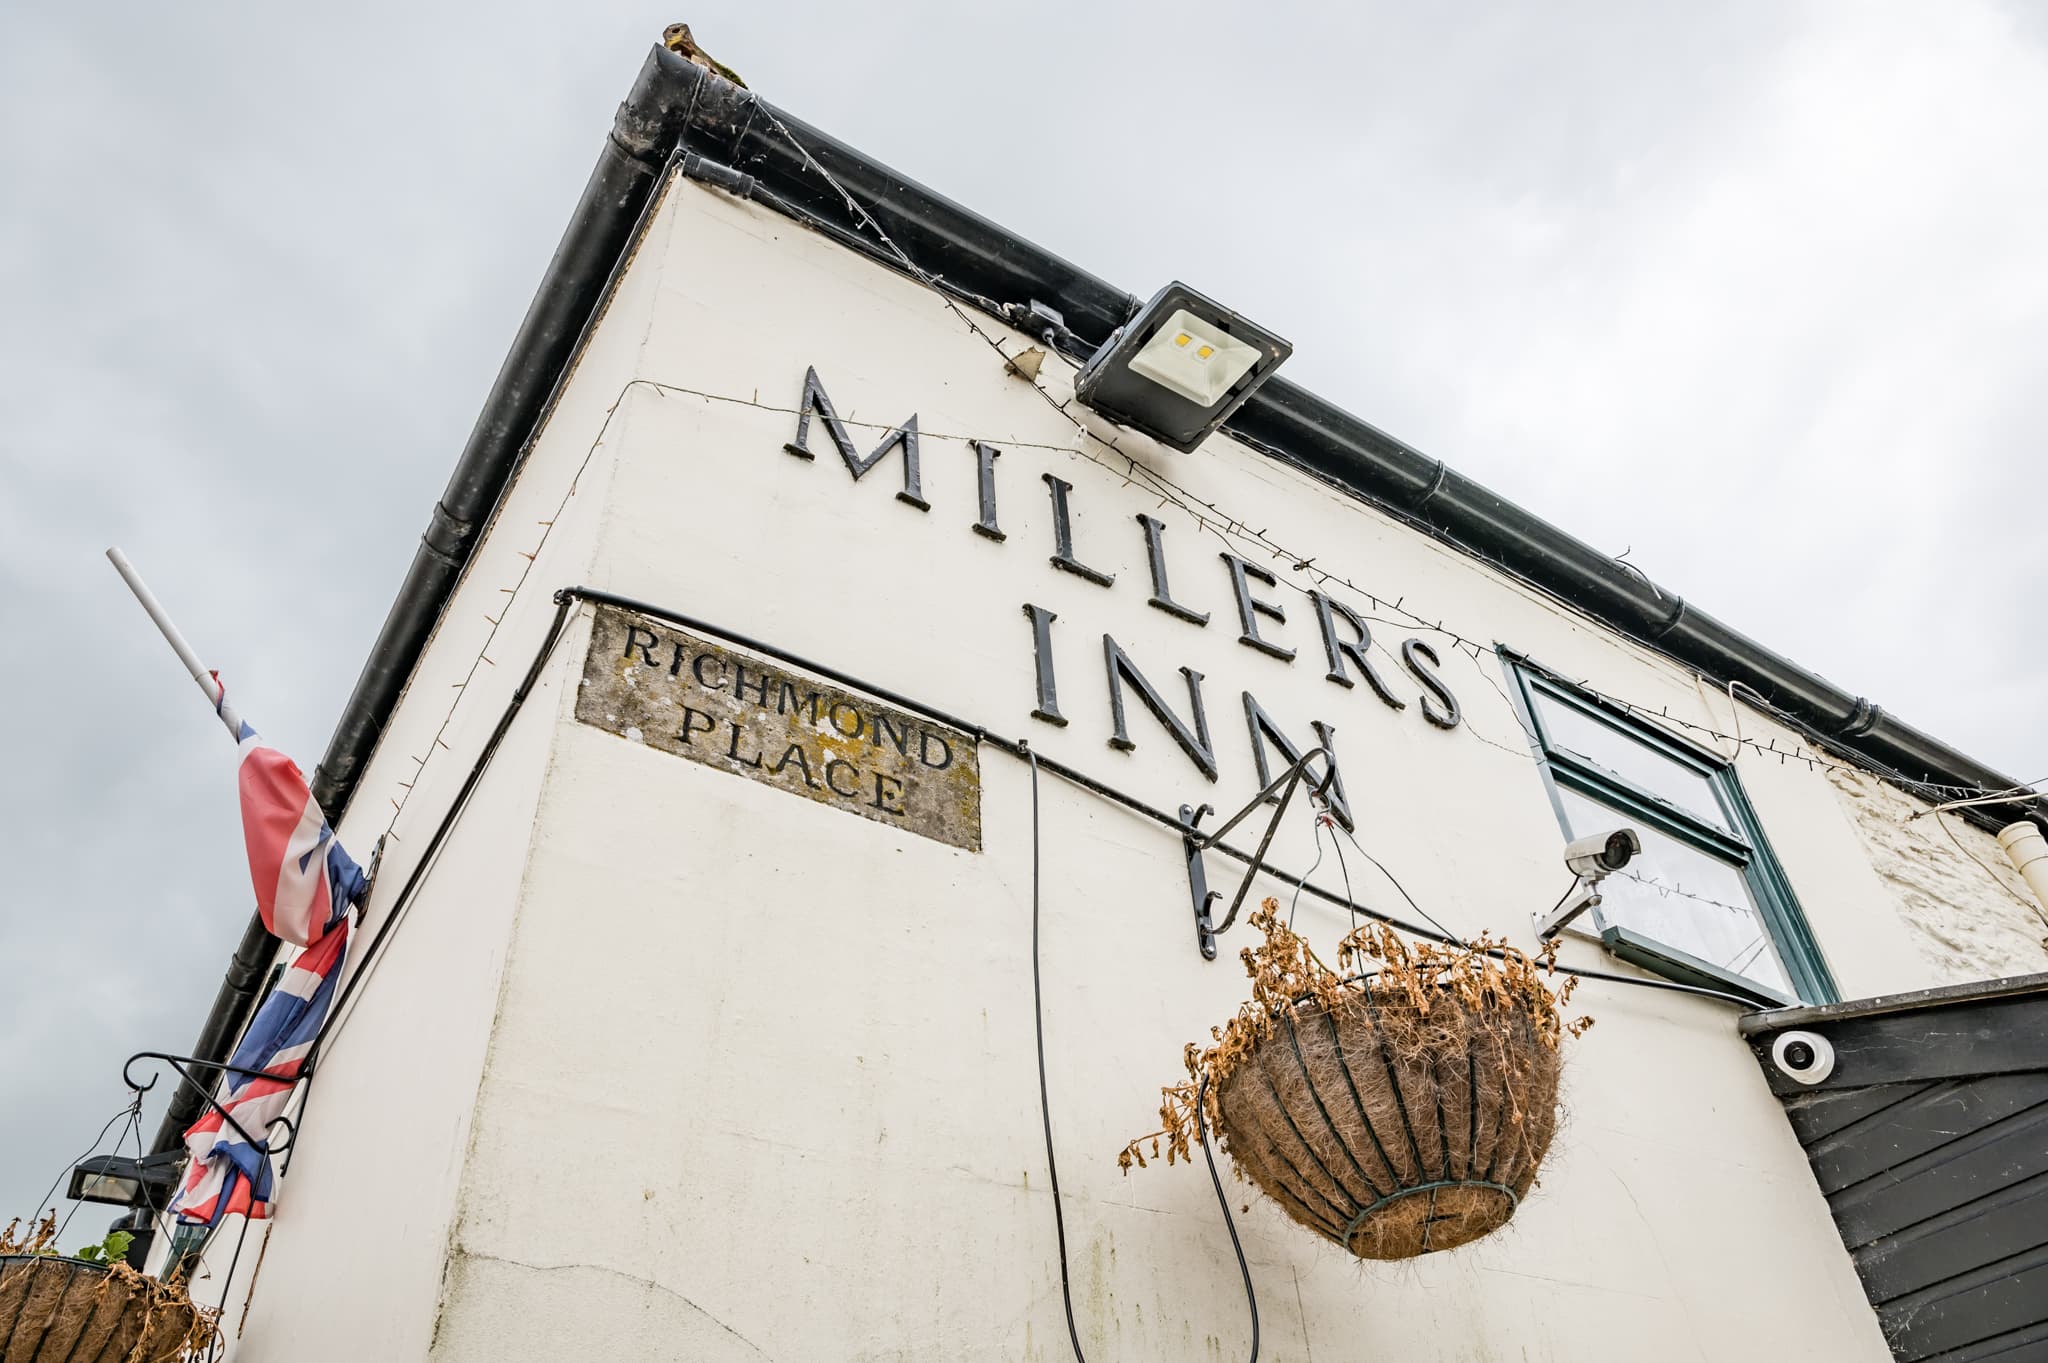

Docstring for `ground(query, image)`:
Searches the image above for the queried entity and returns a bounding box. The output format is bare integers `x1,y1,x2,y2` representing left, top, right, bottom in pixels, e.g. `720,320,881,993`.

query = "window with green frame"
1503,656,1836,1006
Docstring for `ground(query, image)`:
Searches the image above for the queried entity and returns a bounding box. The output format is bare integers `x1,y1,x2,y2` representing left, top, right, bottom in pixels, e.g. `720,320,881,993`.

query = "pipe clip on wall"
679,152,757,200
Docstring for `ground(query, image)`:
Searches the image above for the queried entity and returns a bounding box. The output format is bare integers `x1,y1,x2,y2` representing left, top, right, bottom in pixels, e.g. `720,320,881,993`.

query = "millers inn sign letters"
578,364,1465,850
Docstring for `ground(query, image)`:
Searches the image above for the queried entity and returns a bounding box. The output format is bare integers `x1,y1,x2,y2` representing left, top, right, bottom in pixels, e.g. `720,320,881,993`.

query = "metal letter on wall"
577,604,981,851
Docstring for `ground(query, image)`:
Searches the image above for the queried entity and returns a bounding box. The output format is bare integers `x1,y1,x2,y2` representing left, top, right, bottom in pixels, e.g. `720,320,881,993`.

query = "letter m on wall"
782,367,929,510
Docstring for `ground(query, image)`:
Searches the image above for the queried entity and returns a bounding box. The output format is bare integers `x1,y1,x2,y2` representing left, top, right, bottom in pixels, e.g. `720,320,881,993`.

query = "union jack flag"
171,919,349,1225
172,719,366,1225
235,722,364,947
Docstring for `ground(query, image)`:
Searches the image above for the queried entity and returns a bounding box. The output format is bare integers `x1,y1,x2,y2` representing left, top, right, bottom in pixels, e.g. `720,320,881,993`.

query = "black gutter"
152,42,2042,1153
145,48,746,1157
633,48,2040,826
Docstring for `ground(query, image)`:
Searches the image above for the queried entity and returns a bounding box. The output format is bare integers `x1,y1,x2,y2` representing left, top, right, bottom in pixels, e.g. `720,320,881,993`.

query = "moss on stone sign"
576,604,982,851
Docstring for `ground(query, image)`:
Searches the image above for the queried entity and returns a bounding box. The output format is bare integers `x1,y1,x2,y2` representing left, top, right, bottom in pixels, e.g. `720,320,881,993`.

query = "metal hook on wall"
1179,747,1337,960
123,1051,299,1155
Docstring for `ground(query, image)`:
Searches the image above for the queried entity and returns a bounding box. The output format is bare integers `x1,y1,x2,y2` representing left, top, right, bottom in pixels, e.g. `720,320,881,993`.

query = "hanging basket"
1122,903,1584,1261
0,1256,207,1363
1213,987,1560,1259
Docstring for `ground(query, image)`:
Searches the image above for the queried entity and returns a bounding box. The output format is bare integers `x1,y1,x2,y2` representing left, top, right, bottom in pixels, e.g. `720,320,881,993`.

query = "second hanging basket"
0,1255,209,1363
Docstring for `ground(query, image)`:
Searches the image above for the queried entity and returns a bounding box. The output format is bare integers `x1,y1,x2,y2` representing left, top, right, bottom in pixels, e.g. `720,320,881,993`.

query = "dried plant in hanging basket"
0,1216,217,1363
1121,901,1591,1260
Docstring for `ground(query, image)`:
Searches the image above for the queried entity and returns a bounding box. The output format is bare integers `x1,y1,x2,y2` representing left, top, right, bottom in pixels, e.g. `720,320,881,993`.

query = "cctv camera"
1536,828,1643,939
1564,828,1640,880
1770,1030,1835,1085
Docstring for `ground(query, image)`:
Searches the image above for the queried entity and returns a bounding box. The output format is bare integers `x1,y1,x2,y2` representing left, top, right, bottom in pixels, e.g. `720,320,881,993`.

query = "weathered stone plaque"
575,604,981,851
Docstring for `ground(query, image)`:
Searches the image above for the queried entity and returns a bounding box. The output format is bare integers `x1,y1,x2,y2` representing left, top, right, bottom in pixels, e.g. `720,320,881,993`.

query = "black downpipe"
146,48,721,1159
146,913,275,1152
308,48,721,816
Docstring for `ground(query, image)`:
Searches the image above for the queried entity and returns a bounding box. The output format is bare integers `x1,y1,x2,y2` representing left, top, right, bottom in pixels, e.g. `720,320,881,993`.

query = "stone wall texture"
1826,765,2048,983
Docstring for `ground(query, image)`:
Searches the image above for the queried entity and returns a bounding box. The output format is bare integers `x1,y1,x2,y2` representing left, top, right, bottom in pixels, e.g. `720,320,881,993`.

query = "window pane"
1555,788,1793,998
1532,692,1732,833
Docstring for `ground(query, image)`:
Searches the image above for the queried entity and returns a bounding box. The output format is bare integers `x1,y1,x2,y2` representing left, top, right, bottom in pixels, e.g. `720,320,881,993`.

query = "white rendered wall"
212,179,669,1356
228,175,2038,1360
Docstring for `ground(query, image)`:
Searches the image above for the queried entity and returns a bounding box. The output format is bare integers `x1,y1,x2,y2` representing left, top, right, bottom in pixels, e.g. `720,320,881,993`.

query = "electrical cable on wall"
307,581,1776,1108
1024,747,1259,1363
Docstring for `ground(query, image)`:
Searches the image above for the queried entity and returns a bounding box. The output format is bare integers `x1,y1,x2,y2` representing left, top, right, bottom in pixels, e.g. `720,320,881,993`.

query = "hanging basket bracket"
1180,746,1336,960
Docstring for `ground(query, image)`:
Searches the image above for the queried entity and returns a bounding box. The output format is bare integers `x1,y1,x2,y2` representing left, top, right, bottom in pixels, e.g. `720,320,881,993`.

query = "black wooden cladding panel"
1878,1242,2048,1361
1926,1320,2048,1363
1786,1082,1930,1144
1815,1078,2048,1195
1827,1096,2048,1249
1857,1173,2048,1302
1753,991,2048,1100
1752,984,2048,1363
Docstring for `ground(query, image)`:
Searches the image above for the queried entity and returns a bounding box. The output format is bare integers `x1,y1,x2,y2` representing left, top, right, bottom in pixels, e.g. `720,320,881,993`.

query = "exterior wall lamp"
66,1152,183,1208
1074,283,1291,453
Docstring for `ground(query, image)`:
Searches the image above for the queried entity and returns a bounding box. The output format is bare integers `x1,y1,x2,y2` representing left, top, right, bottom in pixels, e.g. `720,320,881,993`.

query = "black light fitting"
1073,282,1291,453
66,1152,183,1208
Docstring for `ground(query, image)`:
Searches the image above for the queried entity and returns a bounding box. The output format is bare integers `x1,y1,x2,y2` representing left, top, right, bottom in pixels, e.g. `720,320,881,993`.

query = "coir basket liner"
1213,986,1560,1259
0,1256,203,1363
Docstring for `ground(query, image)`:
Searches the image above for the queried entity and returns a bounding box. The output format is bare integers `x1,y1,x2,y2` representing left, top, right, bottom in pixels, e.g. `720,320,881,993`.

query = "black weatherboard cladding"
1744,977,2048,1362
153,44,2045,1154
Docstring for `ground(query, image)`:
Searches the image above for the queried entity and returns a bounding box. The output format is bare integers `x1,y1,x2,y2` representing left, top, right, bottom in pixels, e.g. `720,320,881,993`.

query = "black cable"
28,1095,140,1229
307,595,577,1064
1197,1075,1259,1363
1024,747,1091,1363
1025,748,1259,1363
564,585,1767,1012
283,595,579,1174
1334,821,1467,948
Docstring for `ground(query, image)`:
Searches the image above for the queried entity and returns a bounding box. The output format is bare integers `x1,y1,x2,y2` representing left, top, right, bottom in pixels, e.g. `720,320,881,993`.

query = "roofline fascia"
1738,970,2048,1036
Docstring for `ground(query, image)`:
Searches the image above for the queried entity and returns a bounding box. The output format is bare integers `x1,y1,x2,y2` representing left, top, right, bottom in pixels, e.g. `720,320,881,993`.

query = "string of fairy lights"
745,104,2038,804
372,118,2046,946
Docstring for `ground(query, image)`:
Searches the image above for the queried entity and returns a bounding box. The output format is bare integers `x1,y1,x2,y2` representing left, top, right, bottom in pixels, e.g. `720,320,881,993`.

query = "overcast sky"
3,1,2044,1240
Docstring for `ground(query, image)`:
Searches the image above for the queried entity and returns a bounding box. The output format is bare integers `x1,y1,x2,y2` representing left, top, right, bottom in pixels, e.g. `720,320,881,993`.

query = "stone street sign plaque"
575,604,981,851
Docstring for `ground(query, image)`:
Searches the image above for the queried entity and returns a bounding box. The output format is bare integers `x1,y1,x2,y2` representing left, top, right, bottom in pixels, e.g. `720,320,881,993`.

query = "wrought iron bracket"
123,1050,299,1155
1180,747,1337,960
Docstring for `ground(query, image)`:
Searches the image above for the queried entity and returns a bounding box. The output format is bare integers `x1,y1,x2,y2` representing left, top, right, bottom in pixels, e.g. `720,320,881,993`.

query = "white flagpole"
106,546,245,740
